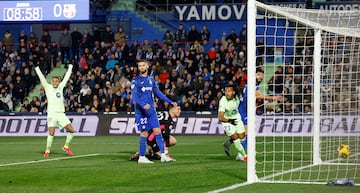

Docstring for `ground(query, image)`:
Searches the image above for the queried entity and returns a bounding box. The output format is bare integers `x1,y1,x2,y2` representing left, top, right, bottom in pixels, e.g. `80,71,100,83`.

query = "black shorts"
147,131,170,153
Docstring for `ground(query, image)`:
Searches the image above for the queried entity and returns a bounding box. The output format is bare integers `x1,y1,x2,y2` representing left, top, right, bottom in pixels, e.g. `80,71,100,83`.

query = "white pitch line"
207,182,252,193
0,153,100,167
208,152,360,192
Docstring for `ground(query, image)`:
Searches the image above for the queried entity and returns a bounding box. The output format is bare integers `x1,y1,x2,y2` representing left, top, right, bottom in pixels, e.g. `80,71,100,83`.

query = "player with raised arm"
129,106,181,161
223,68,283,159
218,84,247,162
35,64,75,158
131,60,178,164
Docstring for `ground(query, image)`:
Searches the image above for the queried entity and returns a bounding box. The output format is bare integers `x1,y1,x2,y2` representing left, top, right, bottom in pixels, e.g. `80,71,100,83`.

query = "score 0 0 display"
1,0,89,21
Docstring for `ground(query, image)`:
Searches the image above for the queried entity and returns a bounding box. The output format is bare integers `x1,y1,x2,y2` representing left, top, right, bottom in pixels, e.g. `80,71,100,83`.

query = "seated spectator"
105,54,118,70
80,83,91,96
0,87,12,111
21,98,31,112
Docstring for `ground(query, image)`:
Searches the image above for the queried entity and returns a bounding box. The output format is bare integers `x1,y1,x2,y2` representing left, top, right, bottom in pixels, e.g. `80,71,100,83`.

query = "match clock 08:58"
4,7,42,21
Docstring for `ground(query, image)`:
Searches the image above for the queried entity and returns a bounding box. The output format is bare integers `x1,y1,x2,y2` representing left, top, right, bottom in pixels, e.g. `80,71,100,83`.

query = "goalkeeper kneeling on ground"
129,106,181,161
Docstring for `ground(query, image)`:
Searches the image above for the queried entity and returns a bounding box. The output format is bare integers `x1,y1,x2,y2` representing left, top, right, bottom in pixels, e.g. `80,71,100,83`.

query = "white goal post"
247,0,360,185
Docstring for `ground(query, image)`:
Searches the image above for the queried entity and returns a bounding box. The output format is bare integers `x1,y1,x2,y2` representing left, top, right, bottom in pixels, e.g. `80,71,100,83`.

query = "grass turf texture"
0,136,358,193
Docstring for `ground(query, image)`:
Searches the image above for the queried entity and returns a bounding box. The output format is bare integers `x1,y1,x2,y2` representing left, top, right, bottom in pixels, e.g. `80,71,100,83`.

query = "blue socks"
139,136,147,156
241,135,247,150
155,133,165,154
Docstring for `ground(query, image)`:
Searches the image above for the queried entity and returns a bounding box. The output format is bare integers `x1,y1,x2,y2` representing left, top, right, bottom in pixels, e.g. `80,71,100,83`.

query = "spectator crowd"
0,19,359,115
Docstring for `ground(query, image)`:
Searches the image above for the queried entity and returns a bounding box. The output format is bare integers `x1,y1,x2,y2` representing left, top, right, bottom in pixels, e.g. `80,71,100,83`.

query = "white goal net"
247,0,360,185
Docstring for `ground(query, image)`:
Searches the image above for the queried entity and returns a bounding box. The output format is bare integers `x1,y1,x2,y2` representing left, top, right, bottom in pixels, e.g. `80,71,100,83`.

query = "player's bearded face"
138,62,148,75
224,87,234,100
256,72,264,83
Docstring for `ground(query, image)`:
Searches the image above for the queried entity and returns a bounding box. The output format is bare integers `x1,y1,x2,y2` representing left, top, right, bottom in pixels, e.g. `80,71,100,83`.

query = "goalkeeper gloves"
228,119,238,125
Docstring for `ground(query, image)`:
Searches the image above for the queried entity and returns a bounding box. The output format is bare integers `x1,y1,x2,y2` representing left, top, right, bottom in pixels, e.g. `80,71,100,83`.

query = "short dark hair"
256,68,264,73
225,84,242,97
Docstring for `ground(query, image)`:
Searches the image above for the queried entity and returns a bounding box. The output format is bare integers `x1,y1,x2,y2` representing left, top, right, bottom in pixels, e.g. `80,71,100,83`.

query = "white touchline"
207,182,252,193
0,153,100,167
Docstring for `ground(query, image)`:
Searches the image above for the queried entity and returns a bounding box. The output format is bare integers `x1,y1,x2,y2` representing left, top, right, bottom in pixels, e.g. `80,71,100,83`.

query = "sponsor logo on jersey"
141,87,152,92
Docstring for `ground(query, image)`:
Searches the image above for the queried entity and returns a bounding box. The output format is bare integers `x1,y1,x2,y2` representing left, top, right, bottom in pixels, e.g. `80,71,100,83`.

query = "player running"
223,68,282,159
218,84,247,162
129,106,181,161
35,64,75,158
131,60,178,164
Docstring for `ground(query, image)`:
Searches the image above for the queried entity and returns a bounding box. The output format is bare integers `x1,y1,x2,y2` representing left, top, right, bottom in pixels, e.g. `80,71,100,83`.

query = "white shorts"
222,121,245,137
47,112,71,128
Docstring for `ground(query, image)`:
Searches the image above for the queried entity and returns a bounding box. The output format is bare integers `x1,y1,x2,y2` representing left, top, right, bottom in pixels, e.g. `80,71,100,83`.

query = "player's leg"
146,138,161,160
169,135,177,146
231,133,247,160
129,152,140,161
59,114,74,156
165,135,177,161
231,122,247,162
136,115,153,163
240,125,248,151
148,113,172,162
62,123,74,156
223,123,245,160
139,130,148,157
44,127,55,158
153,127,173,162
240,114,248,151
44,114,58,158
152,128,167,155
138,132,155,163
223,138,233,156
223,111,247,156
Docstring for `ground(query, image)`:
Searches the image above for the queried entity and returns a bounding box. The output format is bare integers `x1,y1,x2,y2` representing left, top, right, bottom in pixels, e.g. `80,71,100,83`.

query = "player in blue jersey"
128,106,181,162
131,60,178,164
223,68,283,159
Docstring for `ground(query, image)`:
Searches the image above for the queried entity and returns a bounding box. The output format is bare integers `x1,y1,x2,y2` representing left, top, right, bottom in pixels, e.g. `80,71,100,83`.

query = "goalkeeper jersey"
35,65,73,113
218,95,241,120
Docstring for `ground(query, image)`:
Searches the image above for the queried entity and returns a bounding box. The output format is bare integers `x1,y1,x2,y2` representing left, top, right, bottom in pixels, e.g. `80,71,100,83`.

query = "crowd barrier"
0,112,358,136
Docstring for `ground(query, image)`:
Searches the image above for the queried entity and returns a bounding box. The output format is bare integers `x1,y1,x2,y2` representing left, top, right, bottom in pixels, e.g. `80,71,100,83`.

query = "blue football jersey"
238,84,259,124
131,75,173,131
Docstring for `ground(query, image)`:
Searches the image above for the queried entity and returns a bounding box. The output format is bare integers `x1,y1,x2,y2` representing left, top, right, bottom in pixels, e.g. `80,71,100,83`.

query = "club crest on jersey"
56,92,61,98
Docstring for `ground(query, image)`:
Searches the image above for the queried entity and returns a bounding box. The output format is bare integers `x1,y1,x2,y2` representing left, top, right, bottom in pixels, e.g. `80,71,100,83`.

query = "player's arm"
130,80,147,108
34,66,48,86
153,82,177,106
218,111,237,125
256,90,282,101
218,111,228,123
59,64,73,88
218,99,237,125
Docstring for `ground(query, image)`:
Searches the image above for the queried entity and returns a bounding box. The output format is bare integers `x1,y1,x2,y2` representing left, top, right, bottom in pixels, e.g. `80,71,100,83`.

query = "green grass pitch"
0,136,359,193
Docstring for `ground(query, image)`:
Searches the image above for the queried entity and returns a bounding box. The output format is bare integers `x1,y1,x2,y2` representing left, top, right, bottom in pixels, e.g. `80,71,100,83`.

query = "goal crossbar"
255,1,360,37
